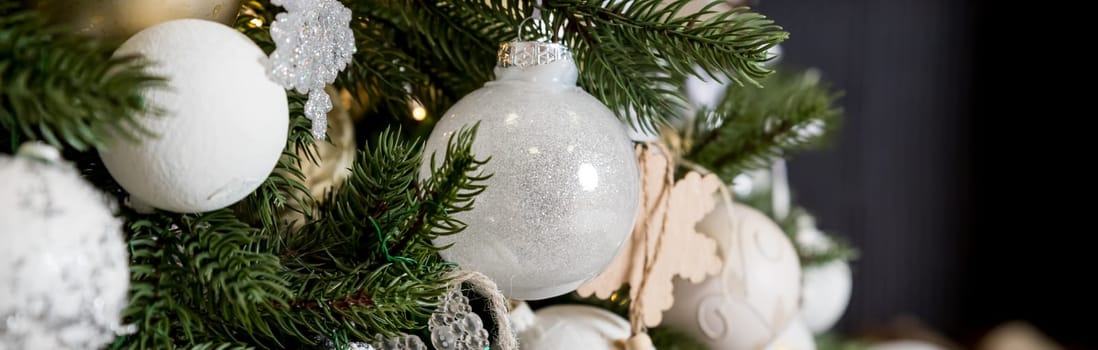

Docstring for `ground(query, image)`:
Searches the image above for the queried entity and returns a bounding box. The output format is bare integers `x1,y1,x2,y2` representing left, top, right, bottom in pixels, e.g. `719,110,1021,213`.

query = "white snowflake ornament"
269,0,356,140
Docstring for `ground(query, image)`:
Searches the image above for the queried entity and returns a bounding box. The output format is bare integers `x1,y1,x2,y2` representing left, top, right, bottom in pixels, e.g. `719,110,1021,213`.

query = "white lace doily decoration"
269,0,356,140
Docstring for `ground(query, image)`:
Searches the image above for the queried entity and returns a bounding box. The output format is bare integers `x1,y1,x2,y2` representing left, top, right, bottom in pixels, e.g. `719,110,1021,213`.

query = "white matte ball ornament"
421,41,640,300
102,19,289,213
517,305,631,349
662,201,802,350
1,144,130,350
801,260,852,333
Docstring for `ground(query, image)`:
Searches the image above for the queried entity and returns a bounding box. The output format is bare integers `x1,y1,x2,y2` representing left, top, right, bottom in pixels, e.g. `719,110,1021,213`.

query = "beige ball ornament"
32,0,241,39
101,19,288,213
662,201,802,350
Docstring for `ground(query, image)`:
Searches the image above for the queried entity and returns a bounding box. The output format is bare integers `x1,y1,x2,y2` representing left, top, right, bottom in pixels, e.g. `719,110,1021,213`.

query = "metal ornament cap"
497,41,572,69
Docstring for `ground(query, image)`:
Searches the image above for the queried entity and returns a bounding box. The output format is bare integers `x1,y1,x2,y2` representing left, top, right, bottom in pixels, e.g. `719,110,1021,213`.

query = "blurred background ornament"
662,199,802,350
798,218,853,334
30,0,241,39
1,143,131,350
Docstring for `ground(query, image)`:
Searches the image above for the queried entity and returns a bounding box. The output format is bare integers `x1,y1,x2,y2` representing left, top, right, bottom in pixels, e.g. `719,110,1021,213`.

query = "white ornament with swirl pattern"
662,201,802,350
420,41,640,300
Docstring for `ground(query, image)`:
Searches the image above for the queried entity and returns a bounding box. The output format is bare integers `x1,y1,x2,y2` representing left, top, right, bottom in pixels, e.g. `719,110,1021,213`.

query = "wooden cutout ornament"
577,143,724,330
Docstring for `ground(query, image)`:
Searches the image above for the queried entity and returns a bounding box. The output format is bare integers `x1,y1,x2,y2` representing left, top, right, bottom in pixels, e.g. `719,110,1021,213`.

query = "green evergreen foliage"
685,68,843,181
0,6,163,152
0,0,847,348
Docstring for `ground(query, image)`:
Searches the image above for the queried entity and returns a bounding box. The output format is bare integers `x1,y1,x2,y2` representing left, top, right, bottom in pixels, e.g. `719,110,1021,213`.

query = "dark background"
757,0,1093,348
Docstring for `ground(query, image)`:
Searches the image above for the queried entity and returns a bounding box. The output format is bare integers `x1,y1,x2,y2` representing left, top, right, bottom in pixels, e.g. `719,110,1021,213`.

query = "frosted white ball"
662,201,802,350
764,318,816,350
518,305,630,349
421,45,639,300
801,260,852,333
102,19,288,213
0,145,130,350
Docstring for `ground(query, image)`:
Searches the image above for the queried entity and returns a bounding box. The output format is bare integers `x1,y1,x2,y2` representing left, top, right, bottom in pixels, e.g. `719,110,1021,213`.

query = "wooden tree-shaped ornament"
577,143,724,348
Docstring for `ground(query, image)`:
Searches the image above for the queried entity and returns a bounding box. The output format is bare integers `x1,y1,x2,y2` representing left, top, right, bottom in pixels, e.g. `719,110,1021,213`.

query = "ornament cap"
497,41,572,69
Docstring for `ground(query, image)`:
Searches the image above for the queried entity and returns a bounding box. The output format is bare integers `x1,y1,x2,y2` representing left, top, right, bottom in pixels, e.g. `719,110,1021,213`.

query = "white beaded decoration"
428,288,491,350
269,0,356,140
370,333,427,350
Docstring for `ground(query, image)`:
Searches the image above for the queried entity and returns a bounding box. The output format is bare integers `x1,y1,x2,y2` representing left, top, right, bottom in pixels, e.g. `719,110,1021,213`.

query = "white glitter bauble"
662,201,802,350
421,41,640,300
102,19,289,213
32,0,241,39
801,260,852,333
763,318,816,350
517,305,630,349
0,144,130,350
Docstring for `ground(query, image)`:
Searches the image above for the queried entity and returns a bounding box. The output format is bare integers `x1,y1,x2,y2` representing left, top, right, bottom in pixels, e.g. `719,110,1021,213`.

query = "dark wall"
758,1,1098,348
757,0,976,341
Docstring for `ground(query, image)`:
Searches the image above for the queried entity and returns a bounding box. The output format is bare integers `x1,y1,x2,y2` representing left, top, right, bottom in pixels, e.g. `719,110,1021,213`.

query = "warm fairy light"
410,99,427,121
412,106,427,121
248,18,264,28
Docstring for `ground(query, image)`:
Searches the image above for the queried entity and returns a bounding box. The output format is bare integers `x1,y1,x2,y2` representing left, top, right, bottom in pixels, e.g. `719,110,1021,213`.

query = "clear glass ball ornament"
421,41,640,300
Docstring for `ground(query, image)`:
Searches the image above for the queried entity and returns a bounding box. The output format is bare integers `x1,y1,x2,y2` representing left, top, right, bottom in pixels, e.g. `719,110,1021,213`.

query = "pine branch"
686,68,842,181
345,0,786,134
256,125,488,341
117,210,292,349
545,0,788,132
118,213,209,349
0,8,164,151
235,92,315,231
188,344,257,350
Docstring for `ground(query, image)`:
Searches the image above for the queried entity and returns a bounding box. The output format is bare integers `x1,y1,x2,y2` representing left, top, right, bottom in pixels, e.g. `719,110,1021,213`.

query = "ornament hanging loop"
516,16,548,42
516,0,547,41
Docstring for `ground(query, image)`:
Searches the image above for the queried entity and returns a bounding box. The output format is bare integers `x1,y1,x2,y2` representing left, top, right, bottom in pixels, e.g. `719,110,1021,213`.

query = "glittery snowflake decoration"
427,288,491,350
269,0,356,140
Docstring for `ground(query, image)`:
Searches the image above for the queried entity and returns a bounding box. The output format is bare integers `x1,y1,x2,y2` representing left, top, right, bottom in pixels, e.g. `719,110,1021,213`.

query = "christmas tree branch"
236,92,315,231
340,0,786,134
545,0,788,132
0,8,164,152
117,210,293,349
686,68,842,181
263,125,488,342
